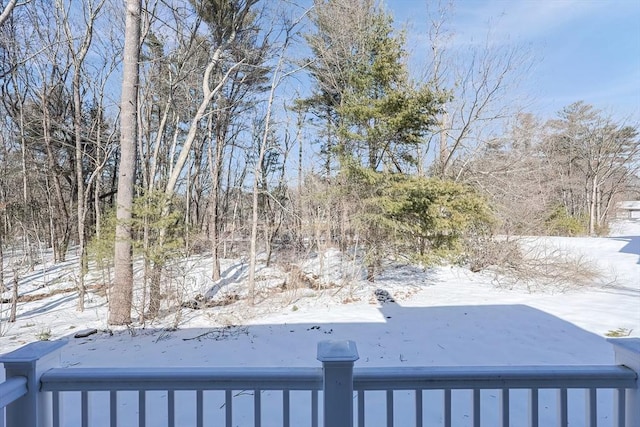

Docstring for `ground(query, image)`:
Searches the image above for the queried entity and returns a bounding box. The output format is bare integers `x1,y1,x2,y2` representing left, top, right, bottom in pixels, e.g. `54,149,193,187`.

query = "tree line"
1,0,638,325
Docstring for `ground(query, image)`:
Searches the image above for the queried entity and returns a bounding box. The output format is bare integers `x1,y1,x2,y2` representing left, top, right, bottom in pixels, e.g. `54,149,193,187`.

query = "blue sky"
390,0,640,122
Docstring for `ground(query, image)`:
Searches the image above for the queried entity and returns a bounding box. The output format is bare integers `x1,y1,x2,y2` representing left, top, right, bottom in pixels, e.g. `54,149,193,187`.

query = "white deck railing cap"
0,340,66,363
317,340,359,362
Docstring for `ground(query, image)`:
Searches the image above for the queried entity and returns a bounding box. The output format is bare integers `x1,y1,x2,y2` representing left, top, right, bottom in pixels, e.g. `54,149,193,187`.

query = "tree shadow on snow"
21,301,628,427
14,294,78,319
58,302,616,368
204,263,249,299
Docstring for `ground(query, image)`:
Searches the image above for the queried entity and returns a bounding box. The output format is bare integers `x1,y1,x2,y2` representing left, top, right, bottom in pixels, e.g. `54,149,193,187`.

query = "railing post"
317,340,359,427
609,338,640,427
0,340,66,427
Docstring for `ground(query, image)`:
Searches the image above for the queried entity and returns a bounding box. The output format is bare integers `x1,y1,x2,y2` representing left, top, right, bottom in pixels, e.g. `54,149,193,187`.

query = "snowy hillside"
1,221,638,366
1,221,639,426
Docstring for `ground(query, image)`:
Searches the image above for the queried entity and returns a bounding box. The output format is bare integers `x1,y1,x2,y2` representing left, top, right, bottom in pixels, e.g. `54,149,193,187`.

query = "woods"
0,0,638,325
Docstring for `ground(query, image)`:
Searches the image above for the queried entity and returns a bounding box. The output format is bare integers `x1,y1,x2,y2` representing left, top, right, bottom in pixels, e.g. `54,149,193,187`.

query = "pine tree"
304,0,443,173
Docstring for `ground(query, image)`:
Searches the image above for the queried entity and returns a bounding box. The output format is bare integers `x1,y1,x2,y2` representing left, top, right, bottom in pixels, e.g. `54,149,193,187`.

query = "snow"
1,221,639,425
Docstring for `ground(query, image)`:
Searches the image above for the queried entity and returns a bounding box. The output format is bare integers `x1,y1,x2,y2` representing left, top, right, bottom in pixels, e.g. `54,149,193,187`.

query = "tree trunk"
9,269,18,323
589,174,597,235
42,92,70,263
62,0,102,311
94,126,102,240
248,47,287,304
73,69,87,312
596,187,602,230
110,0,141,325
147,261,162,319
207,112,223,281
248,171,261,304
0,0,19,27
438,110,449,177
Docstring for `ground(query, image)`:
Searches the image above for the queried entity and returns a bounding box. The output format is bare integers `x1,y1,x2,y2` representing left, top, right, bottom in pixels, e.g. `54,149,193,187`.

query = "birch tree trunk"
0,0,18,27
589,173,598,235
110,0,141,325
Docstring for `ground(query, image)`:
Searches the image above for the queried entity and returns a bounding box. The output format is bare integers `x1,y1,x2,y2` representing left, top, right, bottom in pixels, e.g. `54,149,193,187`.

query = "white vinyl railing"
1,338,638,427
352,365,637,427
41,367,323,427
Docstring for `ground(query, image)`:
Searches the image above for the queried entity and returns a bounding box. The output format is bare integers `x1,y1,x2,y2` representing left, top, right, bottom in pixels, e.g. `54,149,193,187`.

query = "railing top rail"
353,365,638,390
0,341,65,364
41,367,323,392
38,364,637,393
0,376,28,408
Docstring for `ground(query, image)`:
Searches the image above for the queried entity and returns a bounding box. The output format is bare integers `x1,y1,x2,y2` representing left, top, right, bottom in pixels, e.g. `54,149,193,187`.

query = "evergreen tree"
304,0,443,173
344,165,493,279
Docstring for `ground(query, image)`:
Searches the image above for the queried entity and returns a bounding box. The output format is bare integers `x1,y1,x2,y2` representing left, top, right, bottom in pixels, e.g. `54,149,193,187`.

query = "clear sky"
390,0,640,122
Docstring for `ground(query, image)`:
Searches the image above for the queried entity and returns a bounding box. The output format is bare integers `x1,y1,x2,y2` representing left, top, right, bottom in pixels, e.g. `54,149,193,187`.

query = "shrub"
545,205,587,236
345,167,495,270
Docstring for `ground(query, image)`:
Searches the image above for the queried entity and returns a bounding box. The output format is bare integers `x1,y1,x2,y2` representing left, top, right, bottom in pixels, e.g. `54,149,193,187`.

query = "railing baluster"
139,390,146,427
81,391,88,427
225,390,232,427
558,388,568,427
357,391,365,427
585,388,596,427
386,390,393,427
501,388,509,427
254,390,261,427
614,388,626,427
283,390,290,427
53,391,60,427
528,388,539,427
311,390,318,427
415,389,422,427
110,391,117,427
444,389,451,427
168,390,175,427
473,389,480,427
197,390,203,427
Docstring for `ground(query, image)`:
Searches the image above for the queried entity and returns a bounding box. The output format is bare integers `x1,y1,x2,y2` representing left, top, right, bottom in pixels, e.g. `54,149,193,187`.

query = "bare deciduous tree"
58,0,105,311
0,0,21,27
421,1,532,179
545,102,640,235
248,11,308,303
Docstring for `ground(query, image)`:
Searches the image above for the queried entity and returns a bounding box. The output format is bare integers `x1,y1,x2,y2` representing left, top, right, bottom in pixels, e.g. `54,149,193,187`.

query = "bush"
87,209,117,283
345,167,495,269
545,206,587,236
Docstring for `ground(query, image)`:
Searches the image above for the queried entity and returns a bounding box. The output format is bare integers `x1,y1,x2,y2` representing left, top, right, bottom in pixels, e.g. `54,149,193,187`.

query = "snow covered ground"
1,221,639,425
